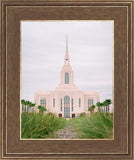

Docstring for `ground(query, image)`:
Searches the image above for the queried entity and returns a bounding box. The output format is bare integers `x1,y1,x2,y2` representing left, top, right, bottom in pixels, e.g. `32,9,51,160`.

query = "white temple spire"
66,35,68,53
64,35,70,65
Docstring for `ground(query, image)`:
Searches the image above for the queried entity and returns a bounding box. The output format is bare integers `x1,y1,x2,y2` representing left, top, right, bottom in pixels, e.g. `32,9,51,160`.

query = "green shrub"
70,112,113,139
79,112,86,117
21,112,66,139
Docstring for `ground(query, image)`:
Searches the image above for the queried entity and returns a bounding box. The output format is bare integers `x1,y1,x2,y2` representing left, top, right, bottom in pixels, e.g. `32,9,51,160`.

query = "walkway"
52,122,78,139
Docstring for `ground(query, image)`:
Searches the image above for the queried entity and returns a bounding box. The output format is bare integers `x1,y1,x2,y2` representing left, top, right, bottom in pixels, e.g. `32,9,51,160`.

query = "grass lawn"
69,112,113,139
21,112,67,139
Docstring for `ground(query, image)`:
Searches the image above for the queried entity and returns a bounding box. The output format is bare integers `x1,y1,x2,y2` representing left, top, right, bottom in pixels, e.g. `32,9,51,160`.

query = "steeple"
64,35,70,65
55,35,79,90
66,35,68,53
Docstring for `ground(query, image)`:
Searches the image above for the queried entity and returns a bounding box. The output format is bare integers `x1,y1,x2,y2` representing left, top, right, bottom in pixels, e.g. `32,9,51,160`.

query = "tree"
21,100,36,113
32,103,36,107
103,101,108,113
21,99,28,113
24,100,27,112
96,99,112,115
99,103,104,112
26,101,31,113
26,101,36,113
88,105,95,113
21,99,25,112
105,99,112,115
91,105,95,113
26,101,33,112
96,102,101,112
38,105,47,114
29,103,36,112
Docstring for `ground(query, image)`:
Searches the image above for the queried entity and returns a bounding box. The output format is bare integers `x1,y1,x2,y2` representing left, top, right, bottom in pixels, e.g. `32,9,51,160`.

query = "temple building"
34,36,100,118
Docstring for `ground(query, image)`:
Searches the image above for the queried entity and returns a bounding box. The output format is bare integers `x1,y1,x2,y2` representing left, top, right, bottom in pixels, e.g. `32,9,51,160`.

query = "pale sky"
21,21,113,111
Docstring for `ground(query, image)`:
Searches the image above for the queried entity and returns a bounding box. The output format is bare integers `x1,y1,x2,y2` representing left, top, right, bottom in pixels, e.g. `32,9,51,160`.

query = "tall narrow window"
60,99,62,111
40,99,42,105
88,99,93,109
65,72,69,84
79,98,81,107
44,99,46,107
88,99,90,109
72,99,73,111
89,99,93,105
64,96,70,104
64,96,70,118
90,99,93,105
92,99,93,105
40,99,46,105
53,99,55,107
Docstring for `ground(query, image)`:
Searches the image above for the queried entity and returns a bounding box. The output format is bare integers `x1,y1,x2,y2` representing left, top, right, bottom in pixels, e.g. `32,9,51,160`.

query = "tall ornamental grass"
21,112,66,138
69,112,113,139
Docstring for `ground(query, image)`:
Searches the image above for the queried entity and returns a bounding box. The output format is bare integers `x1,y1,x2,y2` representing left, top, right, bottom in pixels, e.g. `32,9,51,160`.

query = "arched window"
65,72,69,84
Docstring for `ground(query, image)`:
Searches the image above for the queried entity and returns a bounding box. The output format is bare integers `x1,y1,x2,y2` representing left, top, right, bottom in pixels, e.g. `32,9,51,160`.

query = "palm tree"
103,101,108,113
92,105,95,113
24,100,27,112
38,105,47,114
105,99,112,115
26,101,31,112
27,101,35,112
99,103,104,112
32,103,36,107
88,105,95,113
88,107,92,112
21,99,25,112
21,99,28,113
96,102,101,112
25,101,29,112
30,103,36,112
29,101,33,112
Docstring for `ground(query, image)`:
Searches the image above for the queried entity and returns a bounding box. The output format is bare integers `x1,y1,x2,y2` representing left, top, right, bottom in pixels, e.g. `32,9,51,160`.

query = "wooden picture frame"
0,0,133,159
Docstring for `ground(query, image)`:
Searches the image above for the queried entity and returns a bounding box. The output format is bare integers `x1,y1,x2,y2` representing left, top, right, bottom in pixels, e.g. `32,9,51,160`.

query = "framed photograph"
0,0,133,159
21,21,113,140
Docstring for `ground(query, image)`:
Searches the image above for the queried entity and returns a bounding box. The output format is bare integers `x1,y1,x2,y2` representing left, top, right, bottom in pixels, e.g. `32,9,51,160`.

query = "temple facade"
34,36,100,118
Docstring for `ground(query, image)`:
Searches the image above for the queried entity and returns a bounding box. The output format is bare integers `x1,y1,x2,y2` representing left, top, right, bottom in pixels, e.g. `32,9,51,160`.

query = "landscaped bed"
69,112,113,139
21,112,67,139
